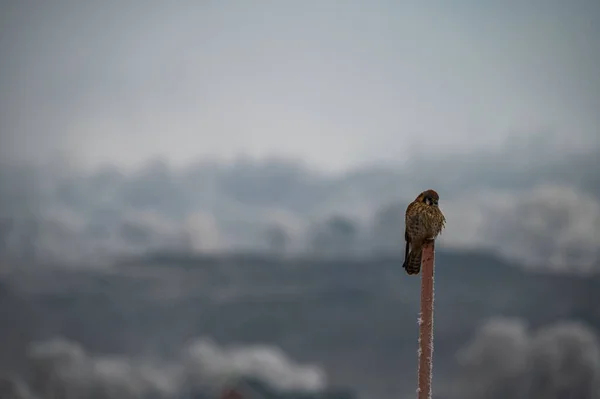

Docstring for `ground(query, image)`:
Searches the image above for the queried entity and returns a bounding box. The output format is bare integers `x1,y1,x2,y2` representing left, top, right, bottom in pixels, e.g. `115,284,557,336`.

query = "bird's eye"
424,197,432,205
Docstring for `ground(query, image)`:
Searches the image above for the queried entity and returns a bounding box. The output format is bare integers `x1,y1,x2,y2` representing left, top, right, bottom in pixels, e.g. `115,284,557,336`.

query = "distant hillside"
1,250,598,399
2,154,599,271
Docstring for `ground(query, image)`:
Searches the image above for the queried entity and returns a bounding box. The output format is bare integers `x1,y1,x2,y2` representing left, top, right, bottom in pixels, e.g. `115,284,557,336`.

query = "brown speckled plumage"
403,189,446,275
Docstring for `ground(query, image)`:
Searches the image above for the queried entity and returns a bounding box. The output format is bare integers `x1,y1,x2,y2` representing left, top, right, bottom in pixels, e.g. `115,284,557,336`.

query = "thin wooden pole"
219,388,243,399
417,240,436,399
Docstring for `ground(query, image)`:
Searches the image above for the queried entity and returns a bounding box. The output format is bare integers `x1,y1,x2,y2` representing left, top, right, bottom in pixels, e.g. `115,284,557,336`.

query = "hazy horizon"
1,1,599,172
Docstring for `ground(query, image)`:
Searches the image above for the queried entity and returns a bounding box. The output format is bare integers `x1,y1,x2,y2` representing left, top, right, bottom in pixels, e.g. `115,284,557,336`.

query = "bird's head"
417,189,440,206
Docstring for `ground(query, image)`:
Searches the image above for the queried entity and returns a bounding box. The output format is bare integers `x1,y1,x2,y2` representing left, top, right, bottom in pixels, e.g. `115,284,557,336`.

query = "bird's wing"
405,206,425,241
405,204,422,227
404,228,410,265
404,202,421,265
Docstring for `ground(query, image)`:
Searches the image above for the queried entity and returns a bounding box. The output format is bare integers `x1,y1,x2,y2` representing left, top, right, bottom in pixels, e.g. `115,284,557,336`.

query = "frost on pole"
417,240,436,399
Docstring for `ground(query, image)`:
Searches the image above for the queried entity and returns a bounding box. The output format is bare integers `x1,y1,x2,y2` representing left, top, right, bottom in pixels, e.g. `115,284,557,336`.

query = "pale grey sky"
1,0,598,171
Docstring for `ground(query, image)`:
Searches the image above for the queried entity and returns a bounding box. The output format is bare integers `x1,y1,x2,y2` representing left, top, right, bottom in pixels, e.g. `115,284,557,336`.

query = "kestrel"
403,189,446,275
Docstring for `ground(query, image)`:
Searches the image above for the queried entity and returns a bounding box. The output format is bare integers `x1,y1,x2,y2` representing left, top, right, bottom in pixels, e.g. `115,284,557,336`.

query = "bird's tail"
403,245,423,275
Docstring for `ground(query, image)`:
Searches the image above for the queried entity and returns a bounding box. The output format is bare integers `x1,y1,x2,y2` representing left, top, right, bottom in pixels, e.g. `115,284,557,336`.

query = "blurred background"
1,1,599,399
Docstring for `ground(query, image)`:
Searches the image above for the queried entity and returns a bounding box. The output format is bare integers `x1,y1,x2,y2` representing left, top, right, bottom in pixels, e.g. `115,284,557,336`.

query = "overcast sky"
1,0,598,172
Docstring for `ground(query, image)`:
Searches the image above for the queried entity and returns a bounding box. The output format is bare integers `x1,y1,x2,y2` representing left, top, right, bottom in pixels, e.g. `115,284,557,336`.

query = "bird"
403,189,446,275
